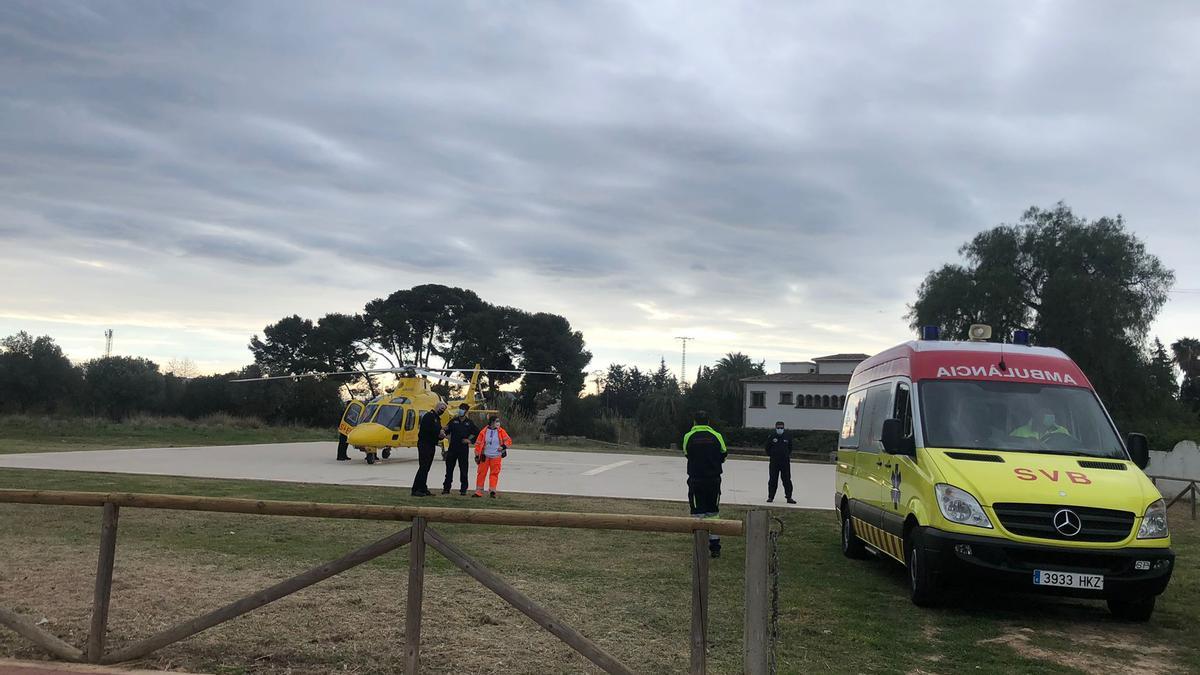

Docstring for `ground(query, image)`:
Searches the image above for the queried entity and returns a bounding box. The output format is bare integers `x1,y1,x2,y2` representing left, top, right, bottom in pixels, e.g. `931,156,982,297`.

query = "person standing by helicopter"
473,415,512,498
442,403,478,495
413,400,448,497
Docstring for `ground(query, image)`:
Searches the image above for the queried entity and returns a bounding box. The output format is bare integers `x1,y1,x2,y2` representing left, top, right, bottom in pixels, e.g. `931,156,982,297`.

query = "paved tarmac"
0,443,834,510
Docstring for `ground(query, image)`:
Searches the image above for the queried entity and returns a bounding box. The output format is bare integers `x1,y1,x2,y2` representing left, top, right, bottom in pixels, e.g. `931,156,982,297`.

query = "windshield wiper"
1019,448,1103,458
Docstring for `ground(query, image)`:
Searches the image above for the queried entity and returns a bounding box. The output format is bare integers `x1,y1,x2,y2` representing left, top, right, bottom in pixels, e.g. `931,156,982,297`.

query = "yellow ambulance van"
834,326,1174,621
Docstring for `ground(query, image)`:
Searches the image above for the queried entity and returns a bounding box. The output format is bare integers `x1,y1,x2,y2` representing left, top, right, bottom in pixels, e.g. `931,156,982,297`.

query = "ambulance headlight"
1137,499,1169,539
935,484,993,529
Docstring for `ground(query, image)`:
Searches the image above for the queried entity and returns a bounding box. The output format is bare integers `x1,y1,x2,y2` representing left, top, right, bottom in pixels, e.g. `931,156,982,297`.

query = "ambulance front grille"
992,503,1134,543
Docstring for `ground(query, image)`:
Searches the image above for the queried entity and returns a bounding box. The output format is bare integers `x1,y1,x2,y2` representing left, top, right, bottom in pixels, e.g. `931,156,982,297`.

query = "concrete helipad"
0,443,834,510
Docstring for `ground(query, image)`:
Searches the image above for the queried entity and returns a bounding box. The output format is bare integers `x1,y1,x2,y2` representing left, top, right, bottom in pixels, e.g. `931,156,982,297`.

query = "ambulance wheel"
365,453,376,465
1107,595,1155,622
841,509,866,559
382,449,391,460
906,530,941,607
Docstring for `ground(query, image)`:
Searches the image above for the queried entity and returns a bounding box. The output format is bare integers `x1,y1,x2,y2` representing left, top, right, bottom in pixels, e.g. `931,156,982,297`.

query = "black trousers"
336,433,349,459
687,476,721,515
443,447,469,491
768,456,793,499
413,443,436,494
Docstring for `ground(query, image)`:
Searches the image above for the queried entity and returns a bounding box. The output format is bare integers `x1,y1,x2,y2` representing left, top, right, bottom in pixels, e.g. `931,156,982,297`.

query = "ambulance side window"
894,383,914,441
859,384,893,453
839,390,866,449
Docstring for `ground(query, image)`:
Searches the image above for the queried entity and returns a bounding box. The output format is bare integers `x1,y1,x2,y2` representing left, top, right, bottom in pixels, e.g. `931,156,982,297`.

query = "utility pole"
675,336,694,386
104,329,113,358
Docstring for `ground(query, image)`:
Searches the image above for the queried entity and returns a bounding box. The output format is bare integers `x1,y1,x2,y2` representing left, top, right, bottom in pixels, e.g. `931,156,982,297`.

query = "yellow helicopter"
233,364,552,464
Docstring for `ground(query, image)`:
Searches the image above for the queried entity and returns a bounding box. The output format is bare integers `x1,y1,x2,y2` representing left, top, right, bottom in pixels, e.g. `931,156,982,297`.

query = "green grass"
0,467,1195,674
0,414,327,454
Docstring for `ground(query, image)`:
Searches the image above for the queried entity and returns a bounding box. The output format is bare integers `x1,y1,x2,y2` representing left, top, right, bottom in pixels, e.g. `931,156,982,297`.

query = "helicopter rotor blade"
423,367,559,375
412,368,469,386
230,369,367,382
231,366,455,383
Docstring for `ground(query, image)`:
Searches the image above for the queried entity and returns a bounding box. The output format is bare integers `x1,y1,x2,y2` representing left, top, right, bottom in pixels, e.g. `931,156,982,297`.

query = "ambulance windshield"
919,380,1125,458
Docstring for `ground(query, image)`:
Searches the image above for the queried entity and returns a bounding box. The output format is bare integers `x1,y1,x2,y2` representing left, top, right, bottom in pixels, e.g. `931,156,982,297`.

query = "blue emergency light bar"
920,325,940,341
1013,329,1030,346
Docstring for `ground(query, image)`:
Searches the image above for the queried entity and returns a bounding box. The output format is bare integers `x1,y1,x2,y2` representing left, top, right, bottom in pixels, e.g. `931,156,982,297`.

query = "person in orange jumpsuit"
473,415,512,498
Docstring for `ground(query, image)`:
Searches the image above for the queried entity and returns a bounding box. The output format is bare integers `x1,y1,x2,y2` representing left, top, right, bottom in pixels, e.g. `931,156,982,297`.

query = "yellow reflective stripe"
853,517,905,563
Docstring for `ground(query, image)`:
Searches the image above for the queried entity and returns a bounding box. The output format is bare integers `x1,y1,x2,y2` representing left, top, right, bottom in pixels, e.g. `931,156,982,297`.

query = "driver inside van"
1010,408,1071,442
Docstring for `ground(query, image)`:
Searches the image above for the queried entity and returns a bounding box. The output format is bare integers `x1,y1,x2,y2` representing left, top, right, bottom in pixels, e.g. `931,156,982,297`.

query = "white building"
741,353,869,430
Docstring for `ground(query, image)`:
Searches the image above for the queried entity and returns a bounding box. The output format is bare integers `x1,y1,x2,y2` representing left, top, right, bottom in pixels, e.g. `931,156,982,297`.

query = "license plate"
1032,570,1104,590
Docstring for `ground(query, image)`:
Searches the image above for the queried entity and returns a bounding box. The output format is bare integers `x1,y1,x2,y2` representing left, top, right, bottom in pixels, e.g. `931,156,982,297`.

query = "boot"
786,496,797,504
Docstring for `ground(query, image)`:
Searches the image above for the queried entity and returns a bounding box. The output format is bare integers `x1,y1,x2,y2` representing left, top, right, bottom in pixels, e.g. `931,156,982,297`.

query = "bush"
721,427,839,455
495,398,540,440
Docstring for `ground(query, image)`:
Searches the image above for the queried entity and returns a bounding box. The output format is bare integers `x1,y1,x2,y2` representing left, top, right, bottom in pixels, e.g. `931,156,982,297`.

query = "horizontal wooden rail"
0,489,745,536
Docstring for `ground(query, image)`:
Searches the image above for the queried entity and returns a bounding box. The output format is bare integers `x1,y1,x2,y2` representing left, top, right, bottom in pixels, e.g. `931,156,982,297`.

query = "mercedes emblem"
1052,508,1082,537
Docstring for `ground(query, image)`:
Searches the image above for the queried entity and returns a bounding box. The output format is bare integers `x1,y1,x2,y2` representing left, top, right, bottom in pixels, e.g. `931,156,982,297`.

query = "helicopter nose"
348,423,387,447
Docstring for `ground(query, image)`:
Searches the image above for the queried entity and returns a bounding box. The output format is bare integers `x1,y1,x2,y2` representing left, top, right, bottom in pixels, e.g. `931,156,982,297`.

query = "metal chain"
768,516,784,675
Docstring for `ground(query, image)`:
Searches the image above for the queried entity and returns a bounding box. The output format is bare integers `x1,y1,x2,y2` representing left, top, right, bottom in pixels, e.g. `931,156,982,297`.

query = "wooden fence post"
1192,481,1197,521
691,529,709,675
88,502,120,662
405,517,427,673
743,510,769,675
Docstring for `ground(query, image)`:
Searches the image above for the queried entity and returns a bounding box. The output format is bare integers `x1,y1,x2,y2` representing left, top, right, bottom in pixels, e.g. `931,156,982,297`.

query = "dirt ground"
0,540,643,674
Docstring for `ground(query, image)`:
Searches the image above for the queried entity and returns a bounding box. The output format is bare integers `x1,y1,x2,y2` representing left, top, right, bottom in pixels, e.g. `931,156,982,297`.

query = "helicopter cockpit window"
374,405,405,430
360,404,380,424
342,402,364,427
405,408,416,431
389,396,410,405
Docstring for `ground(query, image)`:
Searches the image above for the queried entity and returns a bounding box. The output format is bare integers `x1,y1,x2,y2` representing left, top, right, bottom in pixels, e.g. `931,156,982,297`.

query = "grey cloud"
1,1,1198,372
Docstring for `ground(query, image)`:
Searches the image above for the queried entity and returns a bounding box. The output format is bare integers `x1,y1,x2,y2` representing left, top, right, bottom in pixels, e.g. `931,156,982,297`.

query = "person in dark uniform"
682,411,727,558
442,403,478,495
336,399,362,461
766,420,796,504
413,401,447,497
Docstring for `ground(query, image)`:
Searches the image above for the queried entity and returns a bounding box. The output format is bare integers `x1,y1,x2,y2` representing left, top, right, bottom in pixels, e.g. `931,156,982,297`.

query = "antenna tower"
674,336,694,386
104,329,113,357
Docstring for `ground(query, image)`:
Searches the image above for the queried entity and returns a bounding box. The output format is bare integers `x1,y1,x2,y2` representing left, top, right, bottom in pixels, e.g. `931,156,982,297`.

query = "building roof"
741,373,852,384
812,353,870,361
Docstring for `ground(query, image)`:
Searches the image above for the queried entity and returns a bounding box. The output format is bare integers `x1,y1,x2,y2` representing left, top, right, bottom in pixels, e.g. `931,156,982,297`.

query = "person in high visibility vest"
682,411,727,558
1010,409,1071,442
474,415,512,498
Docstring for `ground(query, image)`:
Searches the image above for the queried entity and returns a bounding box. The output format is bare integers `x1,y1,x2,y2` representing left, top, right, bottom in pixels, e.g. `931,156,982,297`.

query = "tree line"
0,332,342,424
555,353,771,448
248,284,591,411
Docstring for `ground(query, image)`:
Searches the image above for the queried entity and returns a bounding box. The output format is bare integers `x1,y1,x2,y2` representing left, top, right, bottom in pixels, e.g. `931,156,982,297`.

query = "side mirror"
1126,433,1149,469
881,418,915,456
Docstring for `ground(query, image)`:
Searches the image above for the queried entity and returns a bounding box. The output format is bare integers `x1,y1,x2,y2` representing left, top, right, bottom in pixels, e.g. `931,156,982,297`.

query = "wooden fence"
0,489,770,674
1148,475,1199,520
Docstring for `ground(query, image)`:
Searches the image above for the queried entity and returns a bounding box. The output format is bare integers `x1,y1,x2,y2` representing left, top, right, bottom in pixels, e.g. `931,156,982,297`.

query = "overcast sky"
2,1,1198,378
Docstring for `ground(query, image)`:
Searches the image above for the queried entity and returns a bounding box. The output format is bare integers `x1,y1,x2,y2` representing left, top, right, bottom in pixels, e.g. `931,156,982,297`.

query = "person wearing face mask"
473,415,513,498
765,421,796,504
413,400,448,497
442,403,478,495
1010,408,1071,442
